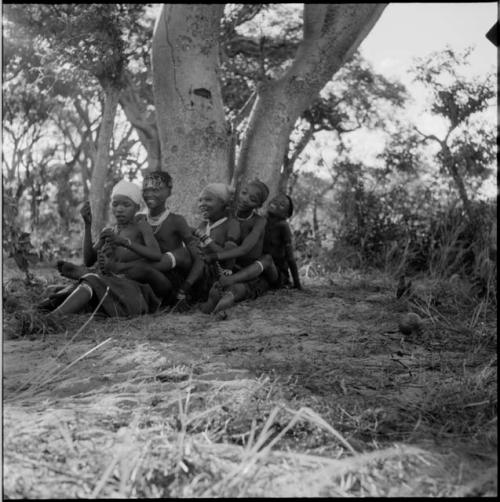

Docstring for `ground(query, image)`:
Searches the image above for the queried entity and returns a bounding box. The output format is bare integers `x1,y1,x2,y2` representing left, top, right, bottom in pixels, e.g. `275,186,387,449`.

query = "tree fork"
235,3,387,200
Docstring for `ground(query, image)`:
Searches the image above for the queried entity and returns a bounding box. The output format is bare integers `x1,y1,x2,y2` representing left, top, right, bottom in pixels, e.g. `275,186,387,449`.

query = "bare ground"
2,264,497,497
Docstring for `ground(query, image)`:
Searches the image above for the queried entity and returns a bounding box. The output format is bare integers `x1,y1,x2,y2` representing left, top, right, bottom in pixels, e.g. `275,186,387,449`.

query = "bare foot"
199,282,224,314
212,291,235,314
214,310,228,321
57,260,88,280
218,275,233,288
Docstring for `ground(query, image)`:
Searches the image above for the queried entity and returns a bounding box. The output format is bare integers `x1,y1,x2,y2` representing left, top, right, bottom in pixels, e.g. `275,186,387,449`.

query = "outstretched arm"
215,218,266,261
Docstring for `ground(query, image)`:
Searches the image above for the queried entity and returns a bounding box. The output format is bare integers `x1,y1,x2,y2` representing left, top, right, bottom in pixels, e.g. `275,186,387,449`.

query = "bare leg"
218,255,277,289
49,284,93,316
199,282,224,314
125,264,174,301
218,262,263,289
212,284,249,314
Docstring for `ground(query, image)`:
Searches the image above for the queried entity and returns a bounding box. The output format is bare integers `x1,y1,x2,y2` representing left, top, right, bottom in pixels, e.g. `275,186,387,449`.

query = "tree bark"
279,124,315,193
152,4,229,222
90,83,120,238
235,3,387,200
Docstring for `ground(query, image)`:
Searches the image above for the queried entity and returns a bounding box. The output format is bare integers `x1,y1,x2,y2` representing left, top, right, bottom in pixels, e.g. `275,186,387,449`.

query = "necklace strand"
146,207,170,234
204,216,228,236
237,210,256,221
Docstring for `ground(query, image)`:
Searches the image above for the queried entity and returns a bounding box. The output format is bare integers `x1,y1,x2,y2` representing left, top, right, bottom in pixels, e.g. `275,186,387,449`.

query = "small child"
200,179,270,313
43,180,163,317
209,192,302,314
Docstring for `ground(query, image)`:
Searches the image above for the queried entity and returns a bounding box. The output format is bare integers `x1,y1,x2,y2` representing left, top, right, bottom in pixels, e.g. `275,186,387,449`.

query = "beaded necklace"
203,216,228,236
237,209,256,221
145,207,170,234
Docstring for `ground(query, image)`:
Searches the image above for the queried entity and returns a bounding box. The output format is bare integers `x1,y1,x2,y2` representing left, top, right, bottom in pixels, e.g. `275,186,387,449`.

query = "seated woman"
40,180,163,318
210,193,302,314
180,182,240,307
199,179,270,314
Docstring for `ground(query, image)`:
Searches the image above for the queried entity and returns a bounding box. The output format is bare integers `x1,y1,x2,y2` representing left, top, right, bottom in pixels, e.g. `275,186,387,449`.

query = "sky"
360,2,497,80
300,2,498,196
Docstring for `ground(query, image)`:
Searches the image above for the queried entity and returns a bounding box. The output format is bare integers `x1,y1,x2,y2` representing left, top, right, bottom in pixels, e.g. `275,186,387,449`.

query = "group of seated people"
39,171,302,320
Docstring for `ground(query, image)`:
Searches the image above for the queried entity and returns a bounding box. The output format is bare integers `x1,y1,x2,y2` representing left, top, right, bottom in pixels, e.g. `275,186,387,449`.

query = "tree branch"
414,126,443,146
232,90,257,130
289,124,314,166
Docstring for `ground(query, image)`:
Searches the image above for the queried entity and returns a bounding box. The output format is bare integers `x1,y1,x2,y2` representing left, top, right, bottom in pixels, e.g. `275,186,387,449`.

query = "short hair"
285,195,294,217
248,179,270,207
143,171,173,189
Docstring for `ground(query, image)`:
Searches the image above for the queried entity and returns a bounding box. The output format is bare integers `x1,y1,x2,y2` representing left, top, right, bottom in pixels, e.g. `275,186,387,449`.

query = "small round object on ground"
398,312,422,335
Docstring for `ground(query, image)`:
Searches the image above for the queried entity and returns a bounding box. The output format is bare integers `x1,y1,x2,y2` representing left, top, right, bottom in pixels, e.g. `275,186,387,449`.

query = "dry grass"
3,263,497,498
5,373,495,498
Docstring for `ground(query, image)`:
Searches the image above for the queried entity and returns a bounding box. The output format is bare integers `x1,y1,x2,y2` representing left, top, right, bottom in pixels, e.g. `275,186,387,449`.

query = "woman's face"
142,184,171,212
237,184,262,212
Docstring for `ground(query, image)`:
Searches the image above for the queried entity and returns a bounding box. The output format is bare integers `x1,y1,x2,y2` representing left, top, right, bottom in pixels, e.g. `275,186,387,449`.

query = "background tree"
280,51,407,192
410,47,496,221
234,4,387,199
3,4,149,237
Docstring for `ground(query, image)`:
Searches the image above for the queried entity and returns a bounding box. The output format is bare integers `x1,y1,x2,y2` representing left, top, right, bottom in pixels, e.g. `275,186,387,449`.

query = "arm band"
79,282,94,298
166,251,177,269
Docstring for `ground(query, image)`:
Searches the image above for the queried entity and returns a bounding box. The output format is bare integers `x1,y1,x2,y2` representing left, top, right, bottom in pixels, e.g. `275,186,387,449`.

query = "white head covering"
111,180,142,205
199,183,234,204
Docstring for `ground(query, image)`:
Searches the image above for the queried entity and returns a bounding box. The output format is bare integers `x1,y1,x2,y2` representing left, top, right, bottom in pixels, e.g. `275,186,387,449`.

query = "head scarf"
111,180,142,205
143,171,173,190
248,179,270,207
199,183,234,204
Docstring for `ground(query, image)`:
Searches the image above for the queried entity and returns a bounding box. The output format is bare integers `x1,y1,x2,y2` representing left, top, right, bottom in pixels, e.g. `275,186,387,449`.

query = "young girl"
179,182,241,307
210,192,302,314
107,171,199,306
199,179,270,313
42,180,163,317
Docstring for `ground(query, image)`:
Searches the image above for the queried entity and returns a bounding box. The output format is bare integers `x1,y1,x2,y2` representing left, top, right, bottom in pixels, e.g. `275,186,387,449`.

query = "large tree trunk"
236,4,387,200
90,83,120,238
152,4,229,222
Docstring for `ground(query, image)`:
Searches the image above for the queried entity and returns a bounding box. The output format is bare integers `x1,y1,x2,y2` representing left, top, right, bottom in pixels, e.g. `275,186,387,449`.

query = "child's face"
142,183,171,212
267,194,290,220
237,184,262,212
198,192,226,221
111,195,139,224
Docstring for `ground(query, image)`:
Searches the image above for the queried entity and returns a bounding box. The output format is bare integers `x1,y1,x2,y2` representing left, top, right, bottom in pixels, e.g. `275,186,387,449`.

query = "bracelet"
126,238,132,247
